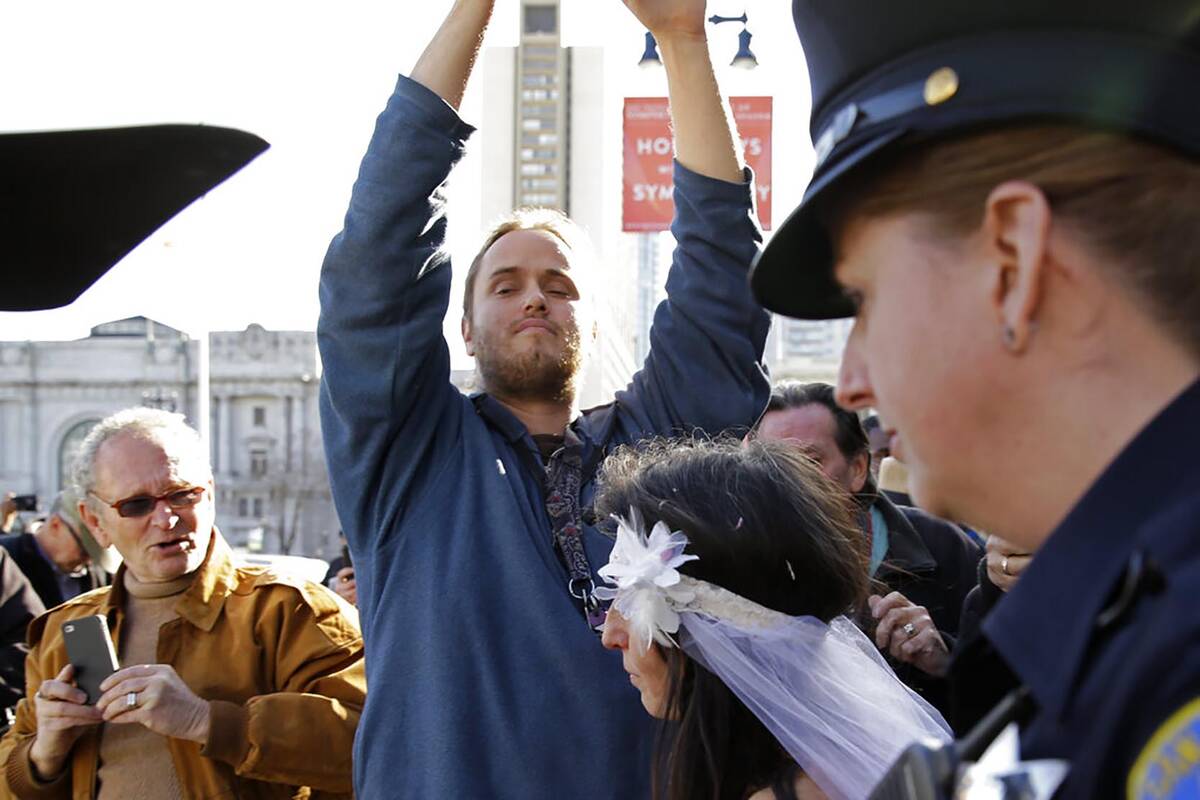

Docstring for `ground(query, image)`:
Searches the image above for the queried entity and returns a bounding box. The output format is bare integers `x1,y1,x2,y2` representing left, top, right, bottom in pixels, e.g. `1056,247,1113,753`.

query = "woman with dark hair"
595,438,950,800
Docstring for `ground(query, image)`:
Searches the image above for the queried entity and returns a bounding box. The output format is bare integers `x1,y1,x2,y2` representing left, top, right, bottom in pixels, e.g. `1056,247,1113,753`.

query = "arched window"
59,419,101,491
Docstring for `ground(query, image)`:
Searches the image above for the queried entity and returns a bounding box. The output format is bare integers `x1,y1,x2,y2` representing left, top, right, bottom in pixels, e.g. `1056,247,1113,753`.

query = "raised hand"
621,0,707,40
616,0,742,183
410,0,497,110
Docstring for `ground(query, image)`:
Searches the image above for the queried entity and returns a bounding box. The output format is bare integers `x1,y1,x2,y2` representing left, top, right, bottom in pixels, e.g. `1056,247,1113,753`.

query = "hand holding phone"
61,616,119,704
29,663,104,781
12,494,37,513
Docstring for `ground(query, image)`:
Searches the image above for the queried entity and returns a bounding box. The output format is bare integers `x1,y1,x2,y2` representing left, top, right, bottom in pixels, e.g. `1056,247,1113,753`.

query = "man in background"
755,381,981,714
0,490,116,609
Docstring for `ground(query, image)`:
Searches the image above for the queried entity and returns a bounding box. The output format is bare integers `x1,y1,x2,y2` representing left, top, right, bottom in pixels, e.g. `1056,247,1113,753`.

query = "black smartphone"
12,495,36,512
61,616,120,704
341,544,353,570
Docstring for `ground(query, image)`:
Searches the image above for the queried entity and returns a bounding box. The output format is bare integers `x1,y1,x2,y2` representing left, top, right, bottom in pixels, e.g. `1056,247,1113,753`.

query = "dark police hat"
750,0,1200,320
0,125,268,311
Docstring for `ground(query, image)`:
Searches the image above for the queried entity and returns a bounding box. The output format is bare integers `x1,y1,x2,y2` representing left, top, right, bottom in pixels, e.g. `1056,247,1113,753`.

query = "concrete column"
226,394,237,477
209,395,218,471
196,335,210,459
285,395,295,473
28,344,40,496
217,393,232,477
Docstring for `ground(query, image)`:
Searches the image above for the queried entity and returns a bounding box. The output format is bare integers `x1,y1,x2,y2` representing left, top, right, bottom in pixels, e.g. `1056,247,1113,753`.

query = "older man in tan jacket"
0,408,364,799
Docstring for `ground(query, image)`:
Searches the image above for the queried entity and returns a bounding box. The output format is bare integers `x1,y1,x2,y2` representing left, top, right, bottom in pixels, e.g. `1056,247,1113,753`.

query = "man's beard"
474,325,584,405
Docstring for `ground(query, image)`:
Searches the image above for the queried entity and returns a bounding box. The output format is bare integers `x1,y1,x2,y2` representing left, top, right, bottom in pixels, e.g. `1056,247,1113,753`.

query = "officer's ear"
982,181,1052,354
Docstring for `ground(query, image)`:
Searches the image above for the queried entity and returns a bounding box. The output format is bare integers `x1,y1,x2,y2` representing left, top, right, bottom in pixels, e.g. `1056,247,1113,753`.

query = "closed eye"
544,279,577,299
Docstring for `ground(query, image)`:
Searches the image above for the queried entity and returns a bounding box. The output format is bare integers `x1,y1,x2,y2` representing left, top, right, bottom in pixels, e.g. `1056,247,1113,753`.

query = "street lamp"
638,11,758,69
638,31,661,68
709,13,758,69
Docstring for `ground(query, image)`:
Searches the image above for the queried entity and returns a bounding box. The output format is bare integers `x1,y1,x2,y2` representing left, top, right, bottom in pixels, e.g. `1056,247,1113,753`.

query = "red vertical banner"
731,96,772,230
622,96,773,232
622,98,675,232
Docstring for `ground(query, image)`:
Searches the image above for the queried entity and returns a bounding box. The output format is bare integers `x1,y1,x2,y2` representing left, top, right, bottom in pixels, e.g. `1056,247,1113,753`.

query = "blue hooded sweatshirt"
318,75,770,799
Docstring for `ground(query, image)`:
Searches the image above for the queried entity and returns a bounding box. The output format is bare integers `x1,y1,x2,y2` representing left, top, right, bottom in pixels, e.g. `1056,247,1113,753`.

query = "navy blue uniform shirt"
977,379,1200,799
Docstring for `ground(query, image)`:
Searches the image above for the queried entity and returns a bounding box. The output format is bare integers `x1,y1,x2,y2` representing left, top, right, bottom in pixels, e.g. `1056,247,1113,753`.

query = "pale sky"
0,1,813,359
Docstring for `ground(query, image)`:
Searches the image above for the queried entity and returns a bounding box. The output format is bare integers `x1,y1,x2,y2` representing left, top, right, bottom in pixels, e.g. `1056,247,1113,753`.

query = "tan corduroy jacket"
0,530,365,800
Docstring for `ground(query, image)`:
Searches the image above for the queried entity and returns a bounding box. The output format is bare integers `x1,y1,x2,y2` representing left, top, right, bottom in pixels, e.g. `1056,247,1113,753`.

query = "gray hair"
73,407,211,506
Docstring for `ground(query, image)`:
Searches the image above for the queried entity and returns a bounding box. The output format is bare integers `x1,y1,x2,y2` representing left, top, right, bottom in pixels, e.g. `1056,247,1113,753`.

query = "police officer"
752,2,1200,798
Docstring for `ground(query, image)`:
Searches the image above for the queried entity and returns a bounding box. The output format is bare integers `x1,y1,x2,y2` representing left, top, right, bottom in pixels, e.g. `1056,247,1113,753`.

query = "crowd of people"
0,0,1196,797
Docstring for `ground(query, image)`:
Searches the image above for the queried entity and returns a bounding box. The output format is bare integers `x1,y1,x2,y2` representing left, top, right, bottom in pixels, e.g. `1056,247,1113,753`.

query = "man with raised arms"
318,0,769,796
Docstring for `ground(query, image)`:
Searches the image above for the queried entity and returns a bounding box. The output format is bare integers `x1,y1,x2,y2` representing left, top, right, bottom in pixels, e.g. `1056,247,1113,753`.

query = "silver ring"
1001,556,1011,576
125,692,137,709
902,622,918,638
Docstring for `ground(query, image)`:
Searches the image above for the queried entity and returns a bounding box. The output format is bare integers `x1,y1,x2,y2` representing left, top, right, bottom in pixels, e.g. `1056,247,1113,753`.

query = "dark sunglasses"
89,486,207,519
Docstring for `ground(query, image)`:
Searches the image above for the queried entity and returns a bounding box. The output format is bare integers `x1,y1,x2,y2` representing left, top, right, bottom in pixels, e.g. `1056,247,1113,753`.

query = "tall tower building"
477,0,639,407
513,3,570,210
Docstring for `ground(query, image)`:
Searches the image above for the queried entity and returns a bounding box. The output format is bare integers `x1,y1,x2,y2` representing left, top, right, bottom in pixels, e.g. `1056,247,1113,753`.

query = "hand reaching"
869,591,950,677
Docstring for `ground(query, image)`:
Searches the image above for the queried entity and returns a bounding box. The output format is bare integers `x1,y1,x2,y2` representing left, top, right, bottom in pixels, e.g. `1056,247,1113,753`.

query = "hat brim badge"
924,67,959,106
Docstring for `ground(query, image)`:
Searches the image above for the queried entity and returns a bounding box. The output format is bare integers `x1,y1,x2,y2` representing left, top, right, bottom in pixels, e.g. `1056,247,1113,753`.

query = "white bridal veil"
681,608,951,800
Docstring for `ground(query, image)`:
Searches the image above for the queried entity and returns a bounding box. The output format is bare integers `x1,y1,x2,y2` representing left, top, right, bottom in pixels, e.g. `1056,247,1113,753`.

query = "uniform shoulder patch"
1128,696,1200,800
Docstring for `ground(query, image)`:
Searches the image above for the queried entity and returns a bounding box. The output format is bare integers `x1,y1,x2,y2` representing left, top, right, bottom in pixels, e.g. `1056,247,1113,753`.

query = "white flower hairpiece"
594,510,697,652
596,510,790,653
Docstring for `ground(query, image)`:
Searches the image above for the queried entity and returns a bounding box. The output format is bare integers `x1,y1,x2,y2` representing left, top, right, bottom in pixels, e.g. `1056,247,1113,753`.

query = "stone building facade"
0,318,338,560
